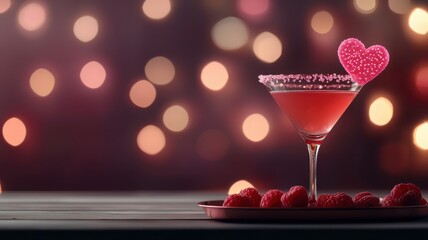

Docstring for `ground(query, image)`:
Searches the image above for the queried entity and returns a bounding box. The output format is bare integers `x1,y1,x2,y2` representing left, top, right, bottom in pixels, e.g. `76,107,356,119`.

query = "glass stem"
307,143,320,204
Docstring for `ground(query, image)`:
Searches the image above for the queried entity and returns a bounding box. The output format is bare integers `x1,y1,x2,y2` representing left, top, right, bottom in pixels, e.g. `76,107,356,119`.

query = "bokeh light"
73,15,99,43
413,122,428,150
354,0,377,14
415,65,428,96
211,16,249,51
196,129,230,161
80,61,106,89
2,117,27,147
388,0,411,14
200,61,229,91
0,0,11,14
311,11,334,34
129,80,157,108
242,113,269,142
228,179,255,195
162,105,189,132
145,56,175,86
29,68,55,97
137,125,166,155
237,0,269,16
17,2,46,31
252,31,282,63
368,97,393,126
408,8,428,35
142,0,171,20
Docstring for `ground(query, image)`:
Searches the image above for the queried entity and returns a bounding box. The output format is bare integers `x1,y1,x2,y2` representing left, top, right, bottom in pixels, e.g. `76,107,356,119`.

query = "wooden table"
0,192,426,239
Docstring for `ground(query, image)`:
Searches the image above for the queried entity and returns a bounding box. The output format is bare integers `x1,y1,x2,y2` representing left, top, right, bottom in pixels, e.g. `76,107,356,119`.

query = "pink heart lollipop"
338,38,389,86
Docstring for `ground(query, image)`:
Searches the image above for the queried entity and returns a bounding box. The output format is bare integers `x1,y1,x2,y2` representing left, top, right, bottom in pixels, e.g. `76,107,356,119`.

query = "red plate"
198,200,428,222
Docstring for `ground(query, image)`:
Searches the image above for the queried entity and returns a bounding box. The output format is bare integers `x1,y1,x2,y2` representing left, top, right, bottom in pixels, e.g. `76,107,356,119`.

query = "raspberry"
260,189,283,208
420,198,427,206
239,187,262,207
281,185,308,208
353,192,380,208
390,183,420,198
222,194,251,207
331,192,354,208
397,190,422,206
316,193,354,208
354,191,372,202
316,194,332,208
391,183,421,200
390,183,422,206
381,195,398,207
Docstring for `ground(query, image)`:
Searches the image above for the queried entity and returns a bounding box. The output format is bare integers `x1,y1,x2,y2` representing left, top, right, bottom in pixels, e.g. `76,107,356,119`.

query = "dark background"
0,0,427,192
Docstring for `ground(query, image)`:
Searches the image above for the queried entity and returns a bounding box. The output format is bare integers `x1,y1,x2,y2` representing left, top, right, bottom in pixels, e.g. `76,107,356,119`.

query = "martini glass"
259,74,362,203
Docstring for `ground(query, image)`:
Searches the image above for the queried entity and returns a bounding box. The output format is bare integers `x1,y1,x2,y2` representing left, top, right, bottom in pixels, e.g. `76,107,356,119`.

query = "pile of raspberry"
222,183,427,208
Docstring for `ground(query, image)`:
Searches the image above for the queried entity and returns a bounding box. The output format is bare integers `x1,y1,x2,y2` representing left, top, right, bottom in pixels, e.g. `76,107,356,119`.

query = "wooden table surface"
0,191,426,239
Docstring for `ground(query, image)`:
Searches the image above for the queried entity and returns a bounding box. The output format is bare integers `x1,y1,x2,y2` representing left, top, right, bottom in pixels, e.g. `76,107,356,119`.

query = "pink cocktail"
271,90,357,144
259,74,362,202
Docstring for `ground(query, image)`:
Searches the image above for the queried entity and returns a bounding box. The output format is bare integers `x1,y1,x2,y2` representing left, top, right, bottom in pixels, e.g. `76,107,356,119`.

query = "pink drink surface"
271,90,357,142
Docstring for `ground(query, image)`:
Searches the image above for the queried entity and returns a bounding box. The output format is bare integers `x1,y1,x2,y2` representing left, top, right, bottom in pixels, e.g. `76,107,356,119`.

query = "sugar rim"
258,74,354,85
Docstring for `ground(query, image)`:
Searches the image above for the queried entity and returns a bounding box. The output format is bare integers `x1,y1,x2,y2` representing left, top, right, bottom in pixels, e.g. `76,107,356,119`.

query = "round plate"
198,200,428,222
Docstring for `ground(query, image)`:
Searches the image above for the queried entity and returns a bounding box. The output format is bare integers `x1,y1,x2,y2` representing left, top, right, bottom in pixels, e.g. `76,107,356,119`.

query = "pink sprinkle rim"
258,74,354,85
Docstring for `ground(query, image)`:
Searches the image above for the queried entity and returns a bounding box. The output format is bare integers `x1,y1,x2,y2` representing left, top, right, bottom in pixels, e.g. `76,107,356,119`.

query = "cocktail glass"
259,74,362,203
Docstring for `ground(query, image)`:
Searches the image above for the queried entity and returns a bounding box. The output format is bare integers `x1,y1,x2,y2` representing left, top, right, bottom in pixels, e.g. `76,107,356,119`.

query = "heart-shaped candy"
338,38,389,86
